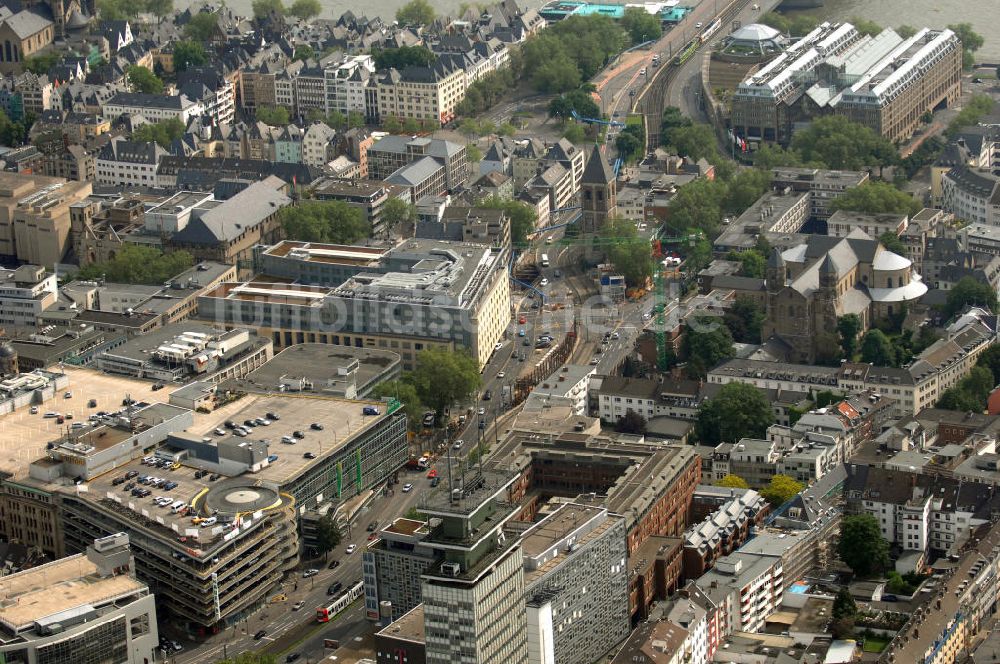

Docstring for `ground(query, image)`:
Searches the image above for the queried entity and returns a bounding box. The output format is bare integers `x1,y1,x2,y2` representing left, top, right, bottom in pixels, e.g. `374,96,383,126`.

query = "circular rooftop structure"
719,23,786,59
731,23,780,42
203,481,281,516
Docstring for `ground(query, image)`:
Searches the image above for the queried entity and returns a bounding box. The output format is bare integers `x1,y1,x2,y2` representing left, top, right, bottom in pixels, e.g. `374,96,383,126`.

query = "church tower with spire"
579,144,617,233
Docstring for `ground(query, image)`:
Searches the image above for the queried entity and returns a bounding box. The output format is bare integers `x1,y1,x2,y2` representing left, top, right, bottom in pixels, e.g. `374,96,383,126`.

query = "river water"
782,0,1000,62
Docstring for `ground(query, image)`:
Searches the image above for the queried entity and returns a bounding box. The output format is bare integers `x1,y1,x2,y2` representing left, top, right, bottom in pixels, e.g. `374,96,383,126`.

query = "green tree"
976,344,1000,386
347,111,366,129
665,178,727,235
849,16,882,37
860,329,897,367
723,295,764,344
498,122,516,137
315,514,341,559
896,24,917,39
683,319,735,379
252,0,284,17
791,115,897,171
371,380,425,431
723,169,772,214
562,122,586,144
615,127,643,162
838,514,890,577
696,382,774,444
879,231,907,255
289,0,321,18
727,249,766,278
382,116,403,133
217,654,278,664
145,0,174,22
937,385,985,412
410,348,482,416
381,197,416,234
97,0,130,19
126,66,163,95
279,201,370,244
751,143,804,170
827,181,920,216
467,144,483,162
77,246,194,284
616,409,647,434
947,23,983,70
664,123,718,162
22,52,59,75
521,15,626,93
715,474,749,489
660,106,692,145
532,58,582,93
601,218,652,288
944,276,998,319
172,40,207,72
837,314,861,359
760,474,804,506
480,196,537,247
553,96,586,123
256,105,290,126
832,588,857,619
947,94,994,137
396,0,435,25
621,6,661,44
184,12,218,41
131,118,186,148
293,44,316,61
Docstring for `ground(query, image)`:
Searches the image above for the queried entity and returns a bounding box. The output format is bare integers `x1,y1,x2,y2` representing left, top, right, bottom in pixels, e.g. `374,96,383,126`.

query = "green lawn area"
862,638,889,653
625,114,644,128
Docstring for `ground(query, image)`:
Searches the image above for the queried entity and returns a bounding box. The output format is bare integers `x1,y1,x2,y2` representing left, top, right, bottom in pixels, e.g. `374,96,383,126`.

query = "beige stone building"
0,172,92,267
371,61,467,127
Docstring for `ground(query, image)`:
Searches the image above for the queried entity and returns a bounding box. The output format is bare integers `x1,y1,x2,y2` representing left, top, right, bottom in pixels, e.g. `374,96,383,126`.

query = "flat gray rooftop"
223,343,401,397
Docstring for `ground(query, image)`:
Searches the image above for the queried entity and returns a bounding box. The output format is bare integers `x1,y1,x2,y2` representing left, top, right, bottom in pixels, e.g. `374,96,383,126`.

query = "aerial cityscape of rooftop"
0,0,995,661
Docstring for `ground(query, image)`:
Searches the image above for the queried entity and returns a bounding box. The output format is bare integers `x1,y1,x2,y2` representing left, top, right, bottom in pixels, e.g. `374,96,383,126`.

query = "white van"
171,501,185,513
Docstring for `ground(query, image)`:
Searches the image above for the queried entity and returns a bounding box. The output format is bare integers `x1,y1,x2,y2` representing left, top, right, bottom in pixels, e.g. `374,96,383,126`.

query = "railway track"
635,0,754,148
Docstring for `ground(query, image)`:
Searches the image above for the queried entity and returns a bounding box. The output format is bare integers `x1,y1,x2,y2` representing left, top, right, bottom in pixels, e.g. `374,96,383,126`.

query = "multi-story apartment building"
201,238,511,369
371,60,467,126
845,465,1000,557
521,504,629,664
302,121,337,168
293,65,327,117
0,265,56,328
325,54,375,115
683,488,768,579
769,167,869,219
695,552,783,635
0,534,159,664
732,23,961,145
596,374,703,423
366,472,529,664
95,137,168,188
368,135,469,190
942,166,1000,226
826,210,908,239
101,92,204,123
312,179,392,233
713,189,811,252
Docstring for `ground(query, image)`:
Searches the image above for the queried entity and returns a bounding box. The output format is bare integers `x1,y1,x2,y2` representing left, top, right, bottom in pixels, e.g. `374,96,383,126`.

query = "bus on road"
316,581,363,622
540,253,550,268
